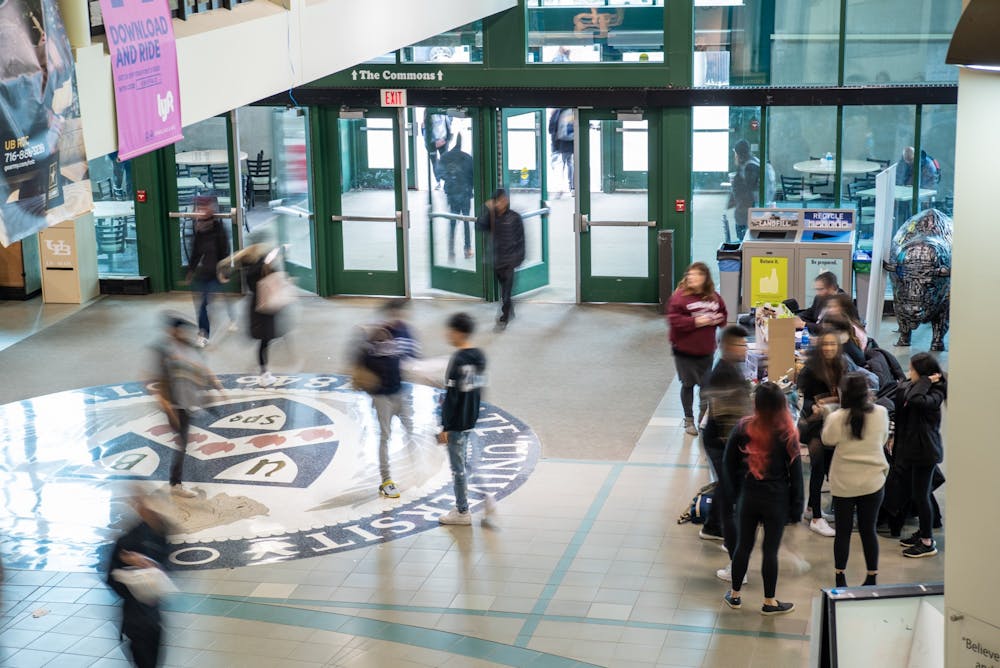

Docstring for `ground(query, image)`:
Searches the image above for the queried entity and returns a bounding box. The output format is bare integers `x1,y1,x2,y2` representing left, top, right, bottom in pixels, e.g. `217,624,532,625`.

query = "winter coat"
893,377,947,466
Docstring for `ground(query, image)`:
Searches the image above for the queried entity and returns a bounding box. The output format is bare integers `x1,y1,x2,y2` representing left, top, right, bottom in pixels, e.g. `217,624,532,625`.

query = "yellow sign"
750,256,788,306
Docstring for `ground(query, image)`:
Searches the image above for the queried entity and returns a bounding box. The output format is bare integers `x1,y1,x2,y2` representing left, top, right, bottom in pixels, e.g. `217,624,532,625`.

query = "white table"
793,159,881,175
92,200,135,219
857,186,936,202
175,150,248,166
176,176,205,190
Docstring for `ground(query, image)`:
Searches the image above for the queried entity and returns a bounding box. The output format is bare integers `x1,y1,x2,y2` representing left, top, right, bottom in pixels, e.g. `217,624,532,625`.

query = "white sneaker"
715,565,748,585
259,371,275,387
439,508,472,525
195,335,208,348
683,419,699,436
170,484,198,499
482,494,497,519
227,321,239,333
810,518,836,537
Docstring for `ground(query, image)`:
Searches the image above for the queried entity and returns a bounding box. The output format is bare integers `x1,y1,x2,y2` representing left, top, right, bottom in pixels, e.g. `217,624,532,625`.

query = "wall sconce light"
946,0,1000,71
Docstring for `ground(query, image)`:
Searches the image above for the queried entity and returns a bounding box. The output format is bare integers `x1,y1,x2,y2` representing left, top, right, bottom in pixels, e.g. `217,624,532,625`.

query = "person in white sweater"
822,372,890,588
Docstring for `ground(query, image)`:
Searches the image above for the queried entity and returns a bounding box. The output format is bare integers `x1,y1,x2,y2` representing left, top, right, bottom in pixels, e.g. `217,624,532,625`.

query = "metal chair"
247,153,272,205
209,164,231,194
779,175,821,206
95,218,127,273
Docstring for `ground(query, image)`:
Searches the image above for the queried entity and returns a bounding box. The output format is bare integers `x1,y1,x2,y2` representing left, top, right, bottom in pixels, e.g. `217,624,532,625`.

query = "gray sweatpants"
372,390,413,482
673,353,714,420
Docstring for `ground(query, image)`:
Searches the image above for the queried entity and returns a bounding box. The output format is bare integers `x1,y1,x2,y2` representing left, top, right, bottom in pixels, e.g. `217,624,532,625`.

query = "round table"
793,159,881,175
92,200,135,219
175,150,248,166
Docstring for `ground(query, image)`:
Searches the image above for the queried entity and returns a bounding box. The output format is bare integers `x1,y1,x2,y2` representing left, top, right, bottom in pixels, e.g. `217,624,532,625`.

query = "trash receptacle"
853,241,873,323
717,242,742,322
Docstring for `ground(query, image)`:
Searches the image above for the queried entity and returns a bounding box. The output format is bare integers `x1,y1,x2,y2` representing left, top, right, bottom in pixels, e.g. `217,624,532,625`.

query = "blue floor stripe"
544,458,708,469
512,463,625,648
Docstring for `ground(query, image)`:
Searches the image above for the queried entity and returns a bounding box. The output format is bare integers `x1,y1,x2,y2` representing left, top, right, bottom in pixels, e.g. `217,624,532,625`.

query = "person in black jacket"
437,312,489,525
548,109,575,195
893,352,947,558
187,196,231,347
436,134,475,259
790,272,845,333
476,189,525,330
107,495,169,668
424,108,452,190
722,382,803,616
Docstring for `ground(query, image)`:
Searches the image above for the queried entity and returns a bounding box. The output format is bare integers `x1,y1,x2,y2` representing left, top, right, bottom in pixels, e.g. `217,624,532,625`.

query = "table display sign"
0,0,92,246
749,255,788,305
99,0,183,160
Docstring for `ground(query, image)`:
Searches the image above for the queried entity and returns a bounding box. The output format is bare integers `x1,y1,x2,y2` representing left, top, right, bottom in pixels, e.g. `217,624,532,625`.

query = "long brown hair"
741,382,799,480
805,327,846,391
676,262,716,298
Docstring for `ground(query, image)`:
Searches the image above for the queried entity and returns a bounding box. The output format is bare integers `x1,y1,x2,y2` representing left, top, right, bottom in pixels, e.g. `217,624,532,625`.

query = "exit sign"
380,89,407,107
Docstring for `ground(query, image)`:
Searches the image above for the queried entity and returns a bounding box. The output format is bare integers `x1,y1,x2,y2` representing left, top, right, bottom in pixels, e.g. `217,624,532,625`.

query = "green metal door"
330,109,408,296
578,110,659,303
502,108,549,295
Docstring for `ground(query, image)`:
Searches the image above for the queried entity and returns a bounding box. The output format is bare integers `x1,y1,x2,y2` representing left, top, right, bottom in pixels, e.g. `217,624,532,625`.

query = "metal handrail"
429,212,476,222
169,208,238,220
271,206,314,219
521,207,550,220
579,213,655,232
331,211,403,228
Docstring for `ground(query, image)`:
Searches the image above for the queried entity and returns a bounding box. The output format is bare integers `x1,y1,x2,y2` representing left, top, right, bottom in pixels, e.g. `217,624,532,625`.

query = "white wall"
77,0,515,159
944,66,1000,660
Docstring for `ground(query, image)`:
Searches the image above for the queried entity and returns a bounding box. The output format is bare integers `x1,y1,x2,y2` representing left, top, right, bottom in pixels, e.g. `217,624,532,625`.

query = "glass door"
422,107,485,297
577,111,658,303
331,110,408,296
502,108,549,295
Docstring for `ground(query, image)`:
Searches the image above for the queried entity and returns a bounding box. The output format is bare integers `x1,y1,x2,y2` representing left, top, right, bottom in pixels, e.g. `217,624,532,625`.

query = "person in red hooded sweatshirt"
667,262,728,435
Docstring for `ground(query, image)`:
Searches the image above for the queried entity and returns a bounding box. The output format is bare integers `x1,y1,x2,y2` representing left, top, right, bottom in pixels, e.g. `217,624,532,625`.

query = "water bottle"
801,329,810,348
824,152,833,164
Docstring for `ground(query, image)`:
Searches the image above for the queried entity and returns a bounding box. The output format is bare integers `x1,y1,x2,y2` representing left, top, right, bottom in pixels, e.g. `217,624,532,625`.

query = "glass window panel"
590,120,647,222
425,114,476,269
89,153,137,276
844,1,961,84
401,21,483,64
621,121,648,172
590,227,648,277
526,1,664,64
342,220,398,272
366,119,394,170
919,105,955,216
523,215,544,267
340,117,398,272
693,106,730,130
768,106,837,210
693,131,730,173
173,117,231,272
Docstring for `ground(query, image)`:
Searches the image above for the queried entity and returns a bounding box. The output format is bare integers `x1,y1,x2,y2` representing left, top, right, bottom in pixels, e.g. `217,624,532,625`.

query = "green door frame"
578,109,660,303
501,107,549,296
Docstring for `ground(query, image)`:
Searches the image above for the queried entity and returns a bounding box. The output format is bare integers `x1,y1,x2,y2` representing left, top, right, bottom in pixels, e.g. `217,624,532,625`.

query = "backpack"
677,483,715,525
556,109,575,141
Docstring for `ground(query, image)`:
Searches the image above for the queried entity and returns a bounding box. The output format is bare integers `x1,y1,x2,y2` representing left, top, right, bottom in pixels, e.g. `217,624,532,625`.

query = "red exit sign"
380,89,407,107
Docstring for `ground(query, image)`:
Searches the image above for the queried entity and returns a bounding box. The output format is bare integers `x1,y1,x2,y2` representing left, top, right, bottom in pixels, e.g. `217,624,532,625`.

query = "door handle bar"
578,213,655,232
331,211,403,228
169,208,238,220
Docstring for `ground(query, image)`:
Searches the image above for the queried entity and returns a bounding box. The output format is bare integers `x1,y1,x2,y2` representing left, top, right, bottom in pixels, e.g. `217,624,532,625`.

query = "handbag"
255,259,296,314
350,363,381,393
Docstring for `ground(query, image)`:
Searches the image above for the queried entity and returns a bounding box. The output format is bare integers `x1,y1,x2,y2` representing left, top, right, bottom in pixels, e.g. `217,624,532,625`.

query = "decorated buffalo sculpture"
883,208,952,351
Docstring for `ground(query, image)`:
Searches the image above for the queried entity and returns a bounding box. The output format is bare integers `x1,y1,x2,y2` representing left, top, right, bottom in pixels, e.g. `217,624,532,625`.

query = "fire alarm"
750,118,760,131
674,199,686,213
136,190,147,203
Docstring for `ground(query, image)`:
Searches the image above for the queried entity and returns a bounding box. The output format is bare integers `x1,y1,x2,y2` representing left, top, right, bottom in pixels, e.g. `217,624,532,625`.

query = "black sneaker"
723,592,741,609
761,601,795,616
902,540,938,558
699,526,724,541
898,531,921,548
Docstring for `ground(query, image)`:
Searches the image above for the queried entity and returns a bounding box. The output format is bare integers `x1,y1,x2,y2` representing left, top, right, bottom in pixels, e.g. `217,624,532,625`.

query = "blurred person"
789,271,845,332
823,373,890,587
667,262,727,436
423,108,452,190
728,139,761,240
894,353,947,559
551,45,571,63
548,108,575,195
896,146,940,188
437,312,490,525
187,195,231,347
722,382,803,616
700,325,753,583
355,300,420,499
795,328,845,537
219,227,285,385
436,134,475,259
477,189,525,330
107,493,170,668
822,314,867,367
152,314,223,498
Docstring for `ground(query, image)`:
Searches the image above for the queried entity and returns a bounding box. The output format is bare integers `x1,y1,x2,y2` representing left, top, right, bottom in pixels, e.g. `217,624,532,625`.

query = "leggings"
833,489,883,571
910,464,936,540
731,491,788,599
807,439,834,519
258,338,272,370
168,408,190,487
673,353,713,420
703,427,737,558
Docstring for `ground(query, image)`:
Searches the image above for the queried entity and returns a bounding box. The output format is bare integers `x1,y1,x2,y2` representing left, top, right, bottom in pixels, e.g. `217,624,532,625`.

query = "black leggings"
910,464,936,540
704,429,737,558
258,338,272,370
731,492,788,599
674,353,713,420
833,489,883,571
169,408,190,487
807,439,834,519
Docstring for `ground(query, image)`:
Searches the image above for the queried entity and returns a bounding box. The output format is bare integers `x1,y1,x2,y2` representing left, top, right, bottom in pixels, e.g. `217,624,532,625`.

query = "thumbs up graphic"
760,268,779,294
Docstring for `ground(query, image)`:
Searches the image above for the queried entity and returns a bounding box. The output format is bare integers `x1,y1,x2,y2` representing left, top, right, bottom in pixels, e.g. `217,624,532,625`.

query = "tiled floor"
0,299,945,667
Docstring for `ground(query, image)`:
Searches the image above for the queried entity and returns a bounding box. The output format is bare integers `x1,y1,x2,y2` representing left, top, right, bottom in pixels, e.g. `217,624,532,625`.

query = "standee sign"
99,0,183,160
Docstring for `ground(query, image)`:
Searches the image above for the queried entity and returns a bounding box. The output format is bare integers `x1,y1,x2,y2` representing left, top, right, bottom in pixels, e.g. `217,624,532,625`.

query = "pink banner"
99,0,183,161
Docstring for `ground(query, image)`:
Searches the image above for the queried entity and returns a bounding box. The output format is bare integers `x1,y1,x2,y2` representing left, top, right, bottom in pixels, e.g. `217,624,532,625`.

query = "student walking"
187,195,232,347
667,262,727,435
437,312,490,525
722,382,803,616
822,373,890,587
893,352,947,558
477,189,525,330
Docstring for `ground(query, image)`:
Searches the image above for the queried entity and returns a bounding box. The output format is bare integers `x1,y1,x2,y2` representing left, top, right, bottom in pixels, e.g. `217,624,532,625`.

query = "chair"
806,156,833,196
111,185,128,201
175,164,191,178
780,175,820,206
177,186,198,211
95,218,127,273
247,153,272,205
847,181,876,238
867,157,891,170
96,178,112,200
209,164,231,193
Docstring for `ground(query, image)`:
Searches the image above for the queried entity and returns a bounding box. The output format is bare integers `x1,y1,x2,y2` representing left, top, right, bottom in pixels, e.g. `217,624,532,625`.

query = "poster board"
749,256,789,305
866,165,897,337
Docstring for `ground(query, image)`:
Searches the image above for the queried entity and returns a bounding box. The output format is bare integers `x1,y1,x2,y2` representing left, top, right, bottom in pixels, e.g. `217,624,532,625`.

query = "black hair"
839,372,874,440
815,271,839,289
910,352,944,379
721,324,748,342
447,312,475,336
491,188,508,200
734,139,751,160
805,325,846,391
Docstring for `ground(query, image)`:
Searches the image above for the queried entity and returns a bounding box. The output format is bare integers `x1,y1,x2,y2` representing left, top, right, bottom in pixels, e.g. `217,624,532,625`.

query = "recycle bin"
717,242,742,322
853,240,873,323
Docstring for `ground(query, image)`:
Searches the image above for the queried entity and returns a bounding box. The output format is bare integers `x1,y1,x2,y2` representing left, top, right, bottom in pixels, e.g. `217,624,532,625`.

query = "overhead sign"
352,68,444,82
0,0,92,247
99,0,183,161
380,89,407,108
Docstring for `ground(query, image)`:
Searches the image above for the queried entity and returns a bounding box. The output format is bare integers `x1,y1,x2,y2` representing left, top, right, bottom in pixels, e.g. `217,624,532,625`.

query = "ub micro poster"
99,0,182,160
0,0,92,247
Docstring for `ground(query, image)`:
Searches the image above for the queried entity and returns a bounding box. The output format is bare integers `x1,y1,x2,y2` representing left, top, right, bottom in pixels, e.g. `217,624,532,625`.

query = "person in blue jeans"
437,312,491,525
